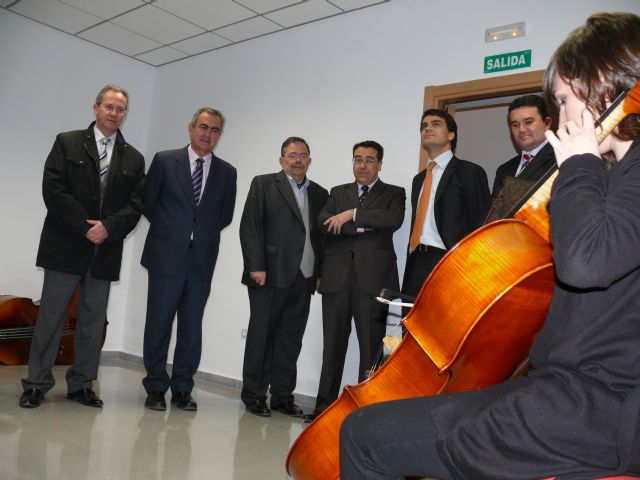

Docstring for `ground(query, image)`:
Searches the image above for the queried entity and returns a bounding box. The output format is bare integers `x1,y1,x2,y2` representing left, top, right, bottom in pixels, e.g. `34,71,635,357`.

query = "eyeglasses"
101,103,127,115
284,153,309,161
352,156,378,165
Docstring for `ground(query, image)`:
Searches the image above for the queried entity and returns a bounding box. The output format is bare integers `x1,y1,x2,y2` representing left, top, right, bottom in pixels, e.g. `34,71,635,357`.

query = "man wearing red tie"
401,109,490,306
491,95,556,198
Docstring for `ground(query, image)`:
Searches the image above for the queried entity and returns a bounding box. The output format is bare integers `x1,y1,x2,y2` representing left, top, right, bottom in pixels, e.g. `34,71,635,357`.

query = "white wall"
2,0,639,398
0,8,156,351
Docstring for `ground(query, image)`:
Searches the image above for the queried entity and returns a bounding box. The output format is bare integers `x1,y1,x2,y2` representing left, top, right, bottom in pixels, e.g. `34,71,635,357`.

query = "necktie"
359,185,369,206
98,138,110,176
192,158,204,205
517,153,531,176
409,161,436,252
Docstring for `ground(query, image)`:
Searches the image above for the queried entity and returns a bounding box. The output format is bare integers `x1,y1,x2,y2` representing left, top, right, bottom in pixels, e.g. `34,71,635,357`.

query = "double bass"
286,82,640,480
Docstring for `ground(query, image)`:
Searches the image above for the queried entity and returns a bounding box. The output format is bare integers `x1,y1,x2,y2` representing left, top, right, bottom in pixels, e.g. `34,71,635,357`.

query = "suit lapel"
435,156,458,203
175,147,195,207
347,182,360,208
362,179,385,206
307,182,323,219
520,143,555,180
276,170,304,224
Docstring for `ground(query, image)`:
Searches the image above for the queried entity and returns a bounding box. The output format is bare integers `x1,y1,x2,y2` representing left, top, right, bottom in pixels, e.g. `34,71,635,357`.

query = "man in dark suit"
491,94,556,198
402,109,490,307
304,140,405,422
19,84,145,408
141,107,237,412
239,137,328,418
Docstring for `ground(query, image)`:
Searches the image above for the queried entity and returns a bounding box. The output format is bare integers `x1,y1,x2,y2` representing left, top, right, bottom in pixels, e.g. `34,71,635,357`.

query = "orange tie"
409,161,436,252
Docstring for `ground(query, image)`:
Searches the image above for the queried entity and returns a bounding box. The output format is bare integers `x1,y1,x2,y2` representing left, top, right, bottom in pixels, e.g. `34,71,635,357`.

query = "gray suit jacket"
239,170,328,289
318,180,405,296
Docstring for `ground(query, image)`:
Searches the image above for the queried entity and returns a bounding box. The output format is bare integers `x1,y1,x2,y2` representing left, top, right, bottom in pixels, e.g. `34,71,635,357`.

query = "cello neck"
513,81,640,242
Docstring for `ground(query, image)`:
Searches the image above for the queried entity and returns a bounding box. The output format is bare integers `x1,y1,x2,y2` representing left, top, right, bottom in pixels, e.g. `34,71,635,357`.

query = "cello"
286,82,640,480
0,289,106,365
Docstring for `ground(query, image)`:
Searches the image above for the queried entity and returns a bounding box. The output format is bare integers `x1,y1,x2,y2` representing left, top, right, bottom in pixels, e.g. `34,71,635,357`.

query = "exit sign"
484,50,531,73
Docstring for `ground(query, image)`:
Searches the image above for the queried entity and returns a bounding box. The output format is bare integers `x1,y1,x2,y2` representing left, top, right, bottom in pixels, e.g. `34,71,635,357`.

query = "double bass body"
286,215,555,480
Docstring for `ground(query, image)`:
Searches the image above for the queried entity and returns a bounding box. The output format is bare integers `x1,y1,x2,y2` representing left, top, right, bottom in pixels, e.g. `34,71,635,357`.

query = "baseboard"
101,350,316,410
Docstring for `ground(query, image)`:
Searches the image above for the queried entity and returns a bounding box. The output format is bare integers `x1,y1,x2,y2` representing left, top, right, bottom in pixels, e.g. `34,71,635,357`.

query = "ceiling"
1,0,389,66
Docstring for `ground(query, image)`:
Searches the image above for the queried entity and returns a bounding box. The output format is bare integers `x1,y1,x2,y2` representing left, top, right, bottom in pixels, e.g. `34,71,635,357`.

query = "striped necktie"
359,185,369,206
192,158,204,205
98,138,110,176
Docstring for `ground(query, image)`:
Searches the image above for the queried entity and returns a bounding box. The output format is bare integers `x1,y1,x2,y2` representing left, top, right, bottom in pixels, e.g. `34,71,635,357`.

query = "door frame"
418,70,545,170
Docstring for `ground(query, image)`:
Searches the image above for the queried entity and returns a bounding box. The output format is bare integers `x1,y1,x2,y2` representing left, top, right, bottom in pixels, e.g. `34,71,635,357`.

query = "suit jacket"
491,142,556,198
141,146,237,281
36,122,145,281
239,170,328,289
410,156,490,250
318,180,405,296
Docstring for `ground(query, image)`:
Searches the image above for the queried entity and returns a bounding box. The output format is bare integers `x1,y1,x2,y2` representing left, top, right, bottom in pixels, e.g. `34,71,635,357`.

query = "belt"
413,244,446,254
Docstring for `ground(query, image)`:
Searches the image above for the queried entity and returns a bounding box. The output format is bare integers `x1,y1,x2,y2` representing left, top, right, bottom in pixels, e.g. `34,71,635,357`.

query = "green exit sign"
484,50,531,73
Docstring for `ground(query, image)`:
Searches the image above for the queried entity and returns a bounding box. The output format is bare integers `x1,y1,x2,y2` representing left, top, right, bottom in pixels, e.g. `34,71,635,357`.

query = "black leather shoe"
67,388,103,407
19,388,44,408
145,391,166,411
302,410,322,423
171,391,197,411
271,398,304,417
246,399,271,417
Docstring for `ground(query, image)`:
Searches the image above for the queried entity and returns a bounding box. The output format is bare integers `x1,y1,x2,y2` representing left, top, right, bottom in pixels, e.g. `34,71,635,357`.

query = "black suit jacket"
410,156,490,250
36,122,145,281
318,180,405,296
491,142,556,198
141,146,237,281
239,170,328,289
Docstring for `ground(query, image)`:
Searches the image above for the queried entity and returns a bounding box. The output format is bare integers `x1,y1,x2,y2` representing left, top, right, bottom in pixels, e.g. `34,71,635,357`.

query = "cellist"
339,11,640,479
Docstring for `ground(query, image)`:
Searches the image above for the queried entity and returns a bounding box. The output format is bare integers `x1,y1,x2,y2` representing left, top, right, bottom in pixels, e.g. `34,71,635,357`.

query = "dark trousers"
314,262,389,412
401,247,447,317
340,396,453,480
22,268,110,393
241,270,314,407
142,252,211,394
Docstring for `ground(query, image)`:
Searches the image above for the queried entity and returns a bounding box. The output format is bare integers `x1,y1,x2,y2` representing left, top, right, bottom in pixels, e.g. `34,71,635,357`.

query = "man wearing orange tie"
401,109,490,307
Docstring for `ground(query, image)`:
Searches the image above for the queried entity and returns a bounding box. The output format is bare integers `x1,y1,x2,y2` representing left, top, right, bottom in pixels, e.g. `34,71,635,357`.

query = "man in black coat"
491,94,556,199
239,137,328,417
20,84,145,408
402,109,490,307
141,107,236,412
304,140,405,421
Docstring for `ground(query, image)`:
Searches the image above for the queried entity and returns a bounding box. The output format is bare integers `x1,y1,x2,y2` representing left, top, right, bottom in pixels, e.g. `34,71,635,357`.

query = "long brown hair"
544,12,640,142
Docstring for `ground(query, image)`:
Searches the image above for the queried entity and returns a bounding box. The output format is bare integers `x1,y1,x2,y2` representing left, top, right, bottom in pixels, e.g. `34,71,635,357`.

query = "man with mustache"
239,137,327,417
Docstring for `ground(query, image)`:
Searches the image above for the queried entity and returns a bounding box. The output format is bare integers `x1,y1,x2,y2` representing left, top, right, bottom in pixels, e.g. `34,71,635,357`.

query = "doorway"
420,70,546,191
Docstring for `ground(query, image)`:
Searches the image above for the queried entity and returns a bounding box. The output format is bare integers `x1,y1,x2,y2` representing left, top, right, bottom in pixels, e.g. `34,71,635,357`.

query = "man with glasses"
239,137,328,417
141,107,237,412
303,140,405,422
401,109,490,311
20,84,145,408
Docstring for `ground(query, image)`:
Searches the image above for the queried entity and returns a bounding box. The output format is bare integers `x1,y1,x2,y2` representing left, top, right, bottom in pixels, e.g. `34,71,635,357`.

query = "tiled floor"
0,358,306,480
